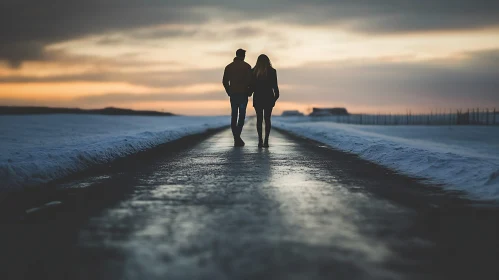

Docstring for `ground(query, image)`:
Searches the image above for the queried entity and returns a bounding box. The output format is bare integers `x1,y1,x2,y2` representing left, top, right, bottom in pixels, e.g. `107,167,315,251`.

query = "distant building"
309,107,349,117
281,110,304,117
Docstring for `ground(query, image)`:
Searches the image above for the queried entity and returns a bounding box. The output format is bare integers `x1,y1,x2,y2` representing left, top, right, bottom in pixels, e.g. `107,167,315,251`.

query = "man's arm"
273,69,280,101
222,66,230,96
247,66,254,97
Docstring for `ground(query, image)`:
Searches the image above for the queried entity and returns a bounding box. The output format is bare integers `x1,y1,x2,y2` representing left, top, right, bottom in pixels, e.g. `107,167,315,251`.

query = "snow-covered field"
3,114,498,200
0,115,228,191
275,117,499,200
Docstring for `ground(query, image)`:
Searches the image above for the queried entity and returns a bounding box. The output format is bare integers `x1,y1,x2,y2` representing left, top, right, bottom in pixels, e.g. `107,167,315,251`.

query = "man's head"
235,48,246,60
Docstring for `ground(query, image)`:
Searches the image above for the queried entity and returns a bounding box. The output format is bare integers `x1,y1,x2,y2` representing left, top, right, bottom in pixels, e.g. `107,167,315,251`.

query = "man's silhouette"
223,49,252,146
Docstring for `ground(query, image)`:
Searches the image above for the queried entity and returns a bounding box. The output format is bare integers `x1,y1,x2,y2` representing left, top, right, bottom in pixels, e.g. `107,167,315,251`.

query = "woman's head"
254,54,273,78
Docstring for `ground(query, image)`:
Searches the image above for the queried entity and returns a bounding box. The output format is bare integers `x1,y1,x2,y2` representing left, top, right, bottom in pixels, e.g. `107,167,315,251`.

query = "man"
222,48,252,147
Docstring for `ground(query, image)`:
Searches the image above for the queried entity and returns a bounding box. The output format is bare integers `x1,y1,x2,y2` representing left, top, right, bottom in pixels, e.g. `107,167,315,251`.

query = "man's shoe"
263,140,269,148
234,137,245,147
258,138,264,148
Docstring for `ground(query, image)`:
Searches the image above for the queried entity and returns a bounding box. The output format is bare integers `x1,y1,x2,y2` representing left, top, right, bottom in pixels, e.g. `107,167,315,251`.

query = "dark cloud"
280,1,499,33
74,91,224,105
126,25,269,42
277,48,499,107
95,36,128,46
2,0,499,66
0,63,220,87
0,0,203,66
128,29,199,41
200,0,499,34
0,73,109,84
0,42,46,68
229,27,264,37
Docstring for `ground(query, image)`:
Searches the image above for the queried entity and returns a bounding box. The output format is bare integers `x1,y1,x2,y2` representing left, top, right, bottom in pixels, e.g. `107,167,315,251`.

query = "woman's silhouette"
251,54,280,148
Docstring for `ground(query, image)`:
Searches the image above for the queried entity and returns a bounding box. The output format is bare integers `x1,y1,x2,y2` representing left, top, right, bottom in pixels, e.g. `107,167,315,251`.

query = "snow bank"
275,117,499,200
0,115,228,191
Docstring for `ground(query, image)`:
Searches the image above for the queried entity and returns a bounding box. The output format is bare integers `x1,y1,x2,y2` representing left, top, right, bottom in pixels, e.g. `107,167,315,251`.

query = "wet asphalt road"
2,120,499,280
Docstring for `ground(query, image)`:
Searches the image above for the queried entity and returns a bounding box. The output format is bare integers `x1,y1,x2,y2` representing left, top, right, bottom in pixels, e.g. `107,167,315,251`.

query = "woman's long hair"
253,54,273,79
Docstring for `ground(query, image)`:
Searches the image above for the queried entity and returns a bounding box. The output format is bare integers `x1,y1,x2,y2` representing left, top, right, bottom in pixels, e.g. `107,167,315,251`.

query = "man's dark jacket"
222,57,252,99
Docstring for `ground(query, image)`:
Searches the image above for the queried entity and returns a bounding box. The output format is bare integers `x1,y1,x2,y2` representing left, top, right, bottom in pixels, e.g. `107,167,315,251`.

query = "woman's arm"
247,68,254,97
273,69,280,101
222,66,230,96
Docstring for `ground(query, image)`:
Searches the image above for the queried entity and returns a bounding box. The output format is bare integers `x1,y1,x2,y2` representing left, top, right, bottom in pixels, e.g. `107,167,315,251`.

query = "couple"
222,48,280,148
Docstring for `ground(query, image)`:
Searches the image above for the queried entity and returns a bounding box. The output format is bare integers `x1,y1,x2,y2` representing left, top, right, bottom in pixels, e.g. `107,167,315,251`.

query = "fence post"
478,108,481,124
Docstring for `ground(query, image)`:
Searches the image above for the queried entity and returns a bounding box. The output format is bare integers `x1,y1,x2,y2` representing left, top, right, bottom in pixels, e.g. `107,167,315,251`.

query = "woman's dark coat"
250,68,280,108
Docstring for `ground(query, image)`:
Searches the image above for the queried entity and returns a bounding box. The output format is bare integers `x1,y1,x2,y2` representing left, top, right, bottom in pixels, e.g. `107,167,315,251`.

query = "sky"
1,0,499,115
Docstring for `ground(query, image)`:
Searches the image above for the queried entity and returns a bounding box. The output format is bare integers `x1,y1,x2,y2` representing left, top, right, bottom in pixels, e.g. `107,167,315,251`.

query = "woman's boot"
263,136,269,148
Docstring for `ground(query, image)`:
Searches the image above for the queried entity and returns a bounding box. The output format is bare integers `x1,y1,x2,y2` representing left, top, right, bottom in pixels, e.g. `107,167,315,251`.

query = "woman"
251,54,280,148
